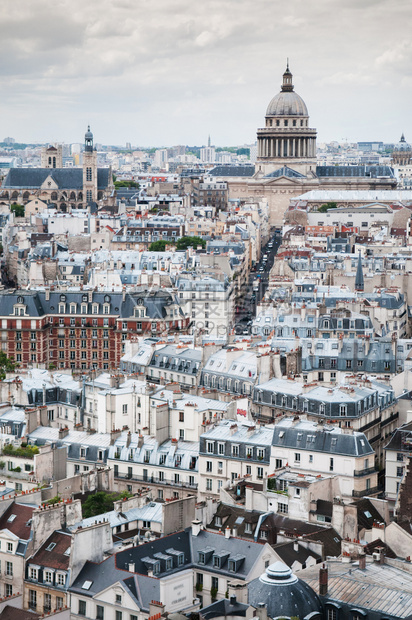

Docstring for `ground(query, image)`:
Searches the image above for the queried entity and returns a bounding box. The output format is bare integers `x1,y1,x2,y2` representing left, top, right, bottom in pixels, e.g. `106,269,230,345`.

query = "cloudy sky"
2,0,411,147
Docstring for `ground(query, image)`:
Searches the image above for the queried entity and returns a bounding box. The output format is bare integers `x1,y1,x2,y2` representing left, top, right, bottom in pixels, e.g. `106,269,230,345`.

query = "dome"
266,64,308,117
266,90,308,117
248,561,322,619
85,125,93,140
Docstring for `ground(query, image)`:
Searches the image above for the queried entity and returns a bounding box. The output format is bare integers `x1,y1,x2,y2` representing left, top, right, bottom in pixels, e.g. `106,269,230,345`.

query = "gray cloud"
1,0,412,145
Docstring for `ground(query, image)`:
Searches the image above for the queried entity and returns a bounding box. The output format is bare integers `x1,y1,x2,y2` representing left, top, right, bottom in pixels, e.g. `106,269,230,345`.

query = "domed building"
256,64,317,176
392,133,412,166
248,561,323,620
211,63,397,226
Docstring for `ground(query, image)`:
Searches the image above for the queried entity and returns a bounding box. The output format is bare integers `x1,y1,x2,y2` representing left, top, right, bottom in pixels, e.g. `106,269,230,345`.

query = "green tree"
149,240,168,252
10,203,25,217
0,352,18,380
82,491,132,518
318,202,337,213
176,236,206,251
114,180,139,189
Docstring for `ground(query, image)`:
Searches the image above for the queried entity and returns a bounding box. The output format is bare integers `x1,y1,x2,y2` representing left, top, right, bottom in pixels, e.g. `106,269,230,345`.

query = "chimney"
359,555,366,570
191,520,202,537
225,526,231,539
293,540,299,553
129,562,135,572
232,526,238,538
58,427,69,439
229,596,237,605
126,431,132,447
319,565,328,596
256,603,268,620
45,289,50,301
138,434,144,449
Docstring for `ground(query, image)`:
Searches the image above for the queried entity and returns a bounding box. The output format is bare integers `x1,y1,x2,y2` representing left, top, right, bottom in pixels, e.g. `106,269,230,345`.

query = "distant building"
0,128,114,210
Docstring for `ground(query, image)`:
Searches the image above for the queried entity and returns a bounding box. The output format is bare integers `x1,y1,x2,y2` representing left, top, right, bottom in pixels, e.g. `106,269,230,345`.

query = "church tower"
82,126,98,204
256,64,317,177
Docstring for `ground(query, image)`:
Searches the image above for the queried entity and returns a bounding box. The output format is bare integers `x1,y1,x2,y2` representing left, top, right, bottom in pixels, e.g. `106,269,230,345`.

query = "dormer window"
70,304,76,314
92,304,99,314
153,561,160,575
198,552,205,564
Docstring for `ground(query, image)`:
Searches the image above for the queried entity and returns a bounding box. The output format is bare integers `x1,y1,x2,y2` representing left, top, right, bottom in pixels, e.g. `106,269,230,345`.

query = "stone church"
1,127,114,211
211,64,397,226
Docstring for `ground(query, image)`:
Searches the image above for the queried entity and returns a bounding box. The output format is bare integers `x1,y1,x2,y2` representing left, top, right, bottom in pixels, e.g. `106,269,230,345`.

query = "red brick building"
0,288,189,371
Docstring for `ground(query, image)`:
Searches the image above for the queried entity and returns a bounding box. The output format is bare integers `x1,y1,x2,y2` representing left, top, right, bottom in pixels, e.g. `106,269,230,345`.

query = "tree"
318,202,337,213
0,351,18,380
10,203,25,217
82,491,132,518
113,180,139,189
176,236,206,251
149,240,168,252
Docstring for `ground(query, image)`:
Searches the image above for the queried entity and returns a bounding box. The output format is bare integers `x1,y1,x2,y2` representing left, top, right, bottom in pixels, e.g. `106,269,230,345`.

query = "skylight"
46,543,56,551
7,515,16,523
82,581,93,590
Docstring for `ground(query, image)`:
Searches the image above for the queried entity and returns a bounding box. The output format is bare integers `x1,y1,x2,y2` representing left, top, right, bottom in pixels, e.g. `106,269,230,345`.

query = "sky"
2,0,412,147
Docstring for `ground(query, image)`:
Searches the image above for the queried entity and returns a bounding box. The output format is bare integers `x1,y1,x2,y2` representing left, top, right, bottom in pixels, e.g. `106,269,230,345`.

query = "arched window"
51,191,58,201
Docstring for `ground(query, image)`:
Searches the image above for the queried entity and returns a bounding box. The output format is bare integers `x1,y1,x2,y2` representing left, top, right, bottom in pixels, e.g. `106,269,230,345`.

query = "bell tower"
82,126,98,204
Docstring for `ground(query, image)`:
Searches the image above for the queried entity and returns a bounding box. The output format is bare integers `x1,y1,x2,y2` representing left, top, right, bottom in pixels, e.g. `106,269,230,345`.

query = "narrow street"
235,232,281,334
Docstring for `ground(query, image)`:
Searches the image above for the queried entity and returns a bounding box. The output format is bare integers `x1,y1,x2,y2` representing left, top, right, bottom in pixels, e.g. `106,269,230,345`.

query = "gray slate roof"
2,168,111,190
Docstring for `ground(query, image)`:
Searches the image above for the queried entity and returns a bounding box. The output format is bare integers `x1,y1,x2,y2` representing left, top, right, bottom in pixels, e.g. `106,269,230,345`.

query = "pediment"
262,174,307,186
41,175,59,190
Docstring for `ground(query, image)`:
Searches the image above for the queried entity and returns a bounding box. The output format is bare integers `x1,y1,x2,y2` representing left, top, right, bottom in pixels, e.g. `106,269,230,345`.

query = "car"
259,266,264,271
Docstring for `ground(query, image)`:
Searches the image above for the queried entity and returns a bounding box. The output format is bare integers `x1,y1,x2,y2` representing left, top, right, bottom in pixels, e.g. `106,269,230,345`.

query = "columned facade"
256,65,317,176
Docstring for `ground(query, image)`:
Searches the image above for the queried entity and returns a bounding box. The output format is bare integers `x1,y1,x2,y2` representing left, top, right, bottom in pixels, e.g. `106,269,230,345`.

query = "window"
339,404,347,416
232,445,239,457
44,593,52,612
29,567,38,580
5,584,12,597
330,458,334,472
206,461,212,472
56,597,63,610
206,478,212,491
29,590,37,611
57,573,66,586
397,453,404,462
122,404,128,415
44,571,53,584
79,600,86,616
294,453,301,463
6,542,12,553
326,608,337,620
278,503,288,514
211,576,219,590
397,466,404,477
206,442,214,454
5,562,12,576
257,467,264,479
115,594,122,604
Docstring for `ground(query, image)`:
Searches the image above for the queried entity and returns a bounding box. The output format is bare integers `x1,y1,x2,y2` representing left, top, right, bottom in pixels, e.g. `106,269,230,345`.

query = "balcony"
353,467,378,477
352,486,381,498
115,472,197,489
